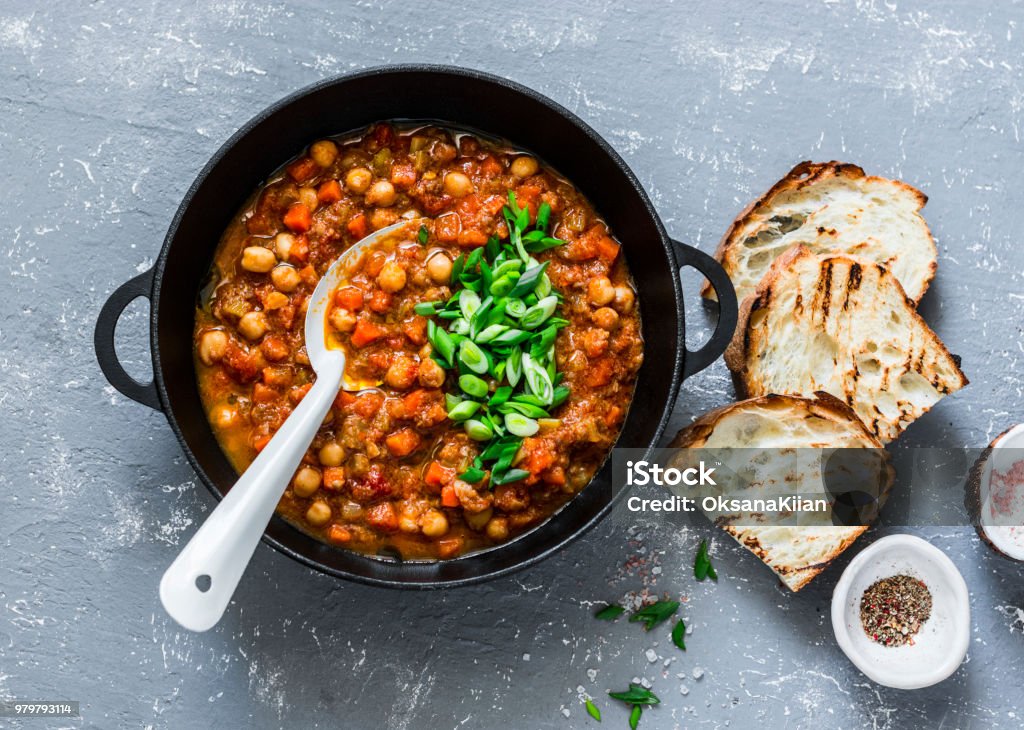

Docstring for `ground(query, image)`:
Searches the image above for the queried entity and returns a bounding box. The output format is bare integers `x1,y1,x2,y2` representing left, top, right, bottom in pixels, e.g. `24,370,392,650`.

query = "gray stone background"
2,0,1023,728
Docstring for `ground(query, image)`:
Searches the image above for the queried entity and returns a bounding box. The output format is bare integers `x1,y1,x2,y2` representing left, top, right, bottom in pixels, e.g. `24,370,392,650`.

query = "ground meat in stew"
193,123,643,559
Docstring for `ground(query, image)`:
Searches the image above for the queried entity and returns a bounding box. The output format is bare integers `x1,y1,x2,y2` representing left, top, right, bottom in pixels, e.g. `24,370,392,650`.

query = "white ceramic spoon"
160,219,420,632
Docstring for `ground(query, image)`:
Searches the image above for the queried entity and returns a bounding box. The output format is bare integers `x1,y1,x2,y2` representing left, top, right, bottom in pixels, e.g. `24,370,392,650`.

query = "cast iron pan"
94,66,738,587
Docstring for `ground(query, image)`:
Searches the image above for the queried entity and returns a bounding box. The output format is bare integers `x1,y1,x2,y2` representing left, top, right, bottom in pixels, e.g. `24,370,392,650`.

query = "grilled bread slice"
725,246,967,443
702,161,937,304
670,393,894,591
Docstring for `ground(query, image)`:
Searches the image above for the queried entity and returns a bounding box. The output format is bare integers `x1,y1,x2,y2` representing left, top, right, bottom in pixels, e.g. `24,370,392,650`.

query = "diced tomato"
367,289,392,313
457,229,488,247
595,236,620,262
334,390,357,410
334,286,364,311
441,484,459,508
317,179,343,204
385,428,421,457
352,391,384,418
584,357,615,387
543,466,567,486
481,155,503,176
222,342,261,382
424,461,455,488
515,184,542,218
481,194,506,216
283,203,312,233
523,444,555,477
322,467,346,491
260,335,290,362
252,432,272,452
605,405,623,427
402,316,428,345
326,524,351,544
351,319,384,347
347,213,368,240
455,194,481,216
286,157,318,183
365,502,399,532
389,162,417,190
252,382,278,403
435,212,461,242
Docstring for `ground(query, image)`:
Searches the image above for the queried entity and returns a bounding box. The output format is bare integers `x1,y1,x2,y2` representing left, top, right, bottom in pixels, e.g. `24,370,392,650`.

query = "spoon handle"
159,361,343,631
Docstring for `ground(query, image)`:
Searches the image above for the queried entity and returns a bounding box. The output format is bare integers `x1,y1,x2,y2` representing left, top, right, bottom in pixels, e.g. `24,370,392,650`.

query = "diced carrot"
317,179,343,204
605,405,623,427
367,289,392,313
482,194,506,216
543,466,567,486
424,461,455,488
298,265,318,287
287,235,310,264
435,212,461,242
525,447,555,476
457,229,488,247
366,502,399,532
385,428,421,457
402,388,429,415
326,524,351,544
286,157,318,183
347,212,368,240
252,382,278,403
595,236,620,262
334,390,357,409
334,286,364,311
252,432,272,452
322,467,346,491
441,484,459,508
402,316,428,345
283,203,312,233
481,155,503,176
351,319,384,348
455,194,481,216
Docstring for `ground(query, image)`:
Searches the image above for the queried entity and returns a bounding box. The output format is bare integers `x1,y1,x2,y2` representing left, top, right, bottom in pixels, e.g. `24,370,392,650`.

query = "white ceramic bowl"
831,534,970,689
977,423,1024,560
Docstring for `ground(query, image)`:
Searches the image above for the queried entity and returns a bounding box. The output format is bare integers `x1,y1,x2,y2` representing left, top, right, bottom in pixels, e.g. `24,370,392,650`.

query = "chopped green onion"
536,201,551,232
484,236,500,262
499,401,549,419
524,236,565,254
490,328,531,346
459,465,486,483
522,353,554,404
450,317,471,336
413,301,439,316
458,338,489,374
447,400,480,421
492,259,523,279
450,254,466,282
418,225,428,244
458,374,488,398
551,385,570,408
488,386,513,407
508,261,549,298
476,324,508,343
458,289,481,320
504,413,539,437
464,419,494,441
520,295,558,330
445,393,463,411
428,322,455,365
505,298,527,318
506,346,523,387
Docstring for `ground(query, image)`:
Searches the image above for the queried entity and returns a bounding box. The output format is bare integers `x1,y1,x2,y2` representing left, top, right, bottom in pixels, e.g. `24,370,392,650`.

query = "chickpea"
592,306,620,331
369,207,399,230
210,403,238,429
399,513,420,533
305,500,332,526
241,246,277,273
426,252,452,284
365,180,396,206
198,330,228,365
270,264,301,293
377,260,407,293
443,171,473,198
613,285,635,313
299,186,319,212
329,308,357,332
486,516,510,541
510,155,539,178
587,276,615,306
345,166,373,193
420,509,450,538
385,355,418,390
293,467,322,497
464,507,493,531
238,311,269,340
417,357,446,388
310,139,338,168
275,232,296,261
318,441,345,467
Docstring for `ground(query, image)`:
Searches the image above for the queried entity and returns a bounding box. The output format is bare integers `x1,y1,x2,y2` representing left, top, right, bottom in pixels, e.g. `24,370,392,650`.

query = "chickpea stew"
194,123,643,560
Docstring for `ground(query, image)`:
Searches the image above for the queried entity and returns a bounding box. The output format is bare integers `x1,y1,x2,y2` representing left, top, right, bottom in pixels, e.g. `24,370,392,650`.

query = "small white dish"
976,423,1024,561
831,534,970,689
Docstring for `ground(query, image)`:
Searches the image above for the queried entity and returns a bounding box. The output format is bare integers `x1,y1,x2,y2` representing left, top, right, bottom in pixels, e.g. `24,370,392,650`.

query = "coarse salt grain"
646,649,658,663
680,685,689,696
561,708,570,718
587,669,598,682
692,667,704,680
523,653,530,661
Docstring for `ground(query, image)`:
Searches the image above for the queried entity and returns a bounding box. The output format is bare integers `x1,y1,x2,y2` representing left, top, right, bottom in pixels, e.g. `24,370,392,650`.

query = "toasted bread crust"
702,161,936,303
670,393,893,591
726,246,967,442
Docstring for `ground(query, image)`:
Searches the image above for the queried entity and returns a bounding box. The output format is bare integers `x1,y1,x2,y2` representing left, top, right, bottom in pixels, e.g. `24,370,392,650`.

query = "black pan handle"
94,268,162,411
672,240,738,379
